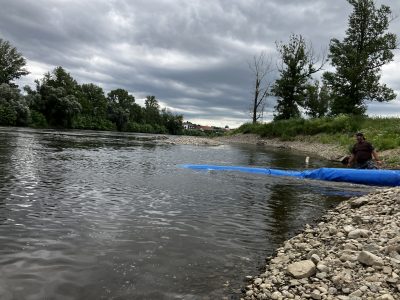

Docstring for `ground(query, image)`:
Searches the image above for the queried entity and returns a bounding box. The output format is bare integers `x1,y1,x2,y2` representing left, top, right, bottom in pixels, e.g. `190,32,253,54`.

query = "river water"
0,127,372,300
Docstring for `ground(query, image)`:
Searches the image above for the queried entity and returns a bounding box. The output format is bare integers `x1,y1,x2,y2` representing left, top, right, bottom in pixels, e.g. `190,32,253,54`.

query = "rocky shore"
242,187,400,300
165,133,400,300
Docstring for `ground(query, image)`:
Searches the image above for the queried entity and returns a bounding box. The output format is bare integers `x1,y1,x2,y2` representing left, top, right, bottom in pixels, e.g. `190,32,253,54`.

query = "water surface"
0,127,371,299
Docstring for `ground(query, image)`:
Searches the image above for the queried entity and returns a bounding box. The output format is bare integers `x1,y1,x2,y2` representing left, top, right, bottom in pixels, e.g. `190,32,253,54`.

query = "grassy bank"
231,115,400,167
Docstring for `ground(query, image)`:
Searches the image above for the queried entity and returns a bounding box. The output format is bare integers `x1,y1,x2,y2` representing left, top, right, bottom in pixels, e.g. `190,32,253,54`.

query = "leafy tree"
28,67,81,127
304,82,330,118
0,39,29,86
248,51,273,124
44,66,81,96
107,88,137,131
0,83,30,126
144,95,160,124
323,0,397,115
81,83,108,117
107,88,135,110
161,108,183,135
272,34,323,120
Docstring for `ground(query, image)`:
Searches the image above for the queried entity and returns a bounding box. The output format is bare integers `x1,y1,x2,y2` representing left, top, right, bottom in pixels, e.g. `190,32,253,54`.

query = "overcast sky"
1,0,399,128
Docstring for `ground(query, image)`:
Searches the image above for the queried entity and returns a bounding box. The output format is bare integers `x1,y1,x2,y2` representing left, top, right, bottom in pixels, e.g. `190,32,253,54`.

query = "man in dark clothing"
347,132,381,169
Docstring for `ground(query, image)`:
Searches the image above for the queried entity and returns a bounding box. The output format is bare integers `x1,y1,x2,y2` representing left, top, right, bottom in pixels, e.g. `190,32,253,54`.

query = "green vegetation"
272,34,323,120
1,63,183,134
233,115,400,151
0,38,29,86
249,0,397,121
323,0,397,115
0,38,183,135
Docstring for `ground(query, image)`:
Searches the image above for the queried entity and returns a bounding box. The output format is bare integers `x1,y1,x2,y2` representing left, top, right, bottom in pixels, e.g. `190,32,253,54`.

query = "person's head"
355,132,365,142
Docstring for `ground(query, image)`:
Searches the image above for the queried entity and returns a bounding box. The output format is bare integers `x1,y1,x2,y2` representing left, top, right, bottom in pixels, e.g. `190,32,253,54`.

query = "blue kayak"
182,164,400,187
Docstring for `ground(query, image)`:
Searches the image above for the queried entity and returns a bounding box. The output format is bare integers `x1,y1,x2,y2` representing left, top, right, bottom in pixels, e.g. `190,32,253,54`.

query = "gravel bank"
214,134,346,161
242,187,400,300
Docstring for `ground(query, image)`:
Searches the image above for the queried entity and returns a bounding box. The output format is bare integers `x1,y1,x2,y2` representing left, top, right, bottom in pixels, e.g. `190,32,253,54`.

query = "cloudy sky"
1,0,399,128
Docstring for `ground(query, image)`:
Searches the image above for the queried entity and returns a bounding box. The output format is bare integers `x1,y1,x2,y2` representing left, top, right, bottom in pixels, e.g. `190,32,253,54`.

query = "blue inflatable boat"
182,164,400,187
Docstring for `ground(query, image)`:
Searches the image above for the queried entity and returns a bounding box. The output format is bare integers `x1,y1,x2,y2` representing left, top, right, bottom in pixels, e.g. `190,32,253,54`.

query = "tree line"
0,42,183,134
250,0,398,122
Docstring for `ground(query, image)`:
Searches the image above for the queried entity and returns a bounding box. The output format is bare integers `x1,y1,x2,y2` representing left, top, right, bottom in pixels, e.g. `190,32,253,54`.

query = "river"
0,127,372,300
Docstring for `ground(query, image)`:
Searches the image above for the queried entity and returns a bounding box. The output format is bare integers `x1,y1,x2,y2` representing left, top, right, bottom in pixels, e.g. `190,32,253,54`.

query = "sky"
1,0,399,128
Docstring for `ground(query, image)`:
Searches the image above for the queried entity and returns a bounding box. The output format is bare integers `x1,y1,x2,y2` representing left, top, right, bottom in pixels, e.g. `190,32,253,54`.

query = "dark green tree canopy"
0,39,29,86
272,34,323,120
323,0,397,115
0,83,30,126
304,82,330,118
28,67,82,127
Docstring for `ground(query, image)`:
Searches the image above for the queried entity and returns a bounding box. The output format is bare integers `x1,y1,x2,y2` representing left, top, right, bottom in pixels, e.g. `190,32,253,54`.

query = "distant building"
183,121,198,130
199,125,214,132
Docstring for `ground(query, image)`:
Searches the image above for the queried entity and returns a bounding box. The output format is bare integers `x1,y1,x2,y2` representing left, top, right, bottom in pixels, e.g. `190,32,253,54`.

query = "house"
199,126,214,132
183,121,198,130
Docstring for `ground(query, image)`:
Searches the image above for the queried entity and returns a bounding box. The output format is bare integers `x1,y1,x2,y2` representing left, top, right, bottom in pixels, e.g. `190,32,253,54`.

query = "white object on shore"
305,156,310,164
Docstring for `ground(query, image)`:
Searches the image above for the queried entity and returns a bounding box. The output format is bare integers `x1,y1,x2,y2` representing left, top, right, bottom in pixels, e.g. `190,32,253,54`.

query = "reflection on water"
0,127,371,299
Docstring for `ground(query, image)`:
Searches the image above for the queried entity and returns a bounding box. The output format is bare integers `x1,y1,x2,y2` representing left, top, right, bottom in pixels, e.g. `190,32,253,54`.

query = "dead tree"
248,51,273,124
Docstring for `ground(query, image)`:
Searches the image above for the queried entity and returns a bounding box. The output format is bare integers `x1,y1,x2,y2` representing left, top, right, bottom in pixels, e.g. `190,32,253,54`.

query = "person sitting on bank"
347,132,381,169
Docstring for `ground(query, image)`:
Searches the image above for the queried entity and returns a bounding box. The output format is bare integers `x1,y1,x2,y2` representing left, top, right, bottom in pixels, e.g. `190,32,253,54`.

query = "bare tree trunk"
249,51,273,124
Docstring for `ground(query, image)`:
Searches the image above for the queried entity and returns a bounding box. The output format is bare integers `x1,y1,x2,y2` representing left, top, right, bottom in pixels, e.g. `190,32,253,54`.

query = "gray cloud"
1,0,399,127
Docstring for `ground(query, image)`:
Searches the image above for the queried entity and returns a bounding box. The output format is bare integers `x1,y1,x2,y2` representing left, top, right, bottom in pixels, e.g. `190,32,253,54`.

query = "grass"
233,115,400,151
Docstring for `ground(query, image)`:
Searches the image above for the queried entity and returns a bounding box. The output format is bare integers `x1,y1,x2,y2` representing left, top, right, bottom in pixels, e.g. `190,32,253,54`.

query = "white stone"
287,260,316,279
348,229,371,239
376,294,395,300
357,251,384,266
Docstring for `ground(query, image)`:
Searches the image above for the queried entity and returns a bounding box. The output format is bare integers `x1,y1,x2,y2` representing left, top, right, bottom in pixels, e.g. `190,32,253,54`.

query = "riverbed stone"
358,251,384,266
242,187,400,300
347,229,371,239
287,260,316,279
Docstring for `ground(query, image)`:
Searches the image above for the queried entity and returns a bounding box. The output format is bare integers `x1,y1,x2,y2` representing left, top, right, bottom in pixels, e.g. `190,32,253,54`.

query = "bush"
30,110,48,128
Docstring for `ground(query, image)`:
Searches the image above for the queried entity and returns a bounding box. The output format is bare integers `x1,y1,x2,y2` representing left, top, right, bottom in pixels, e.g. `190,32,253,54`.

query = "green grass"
233,115,400,151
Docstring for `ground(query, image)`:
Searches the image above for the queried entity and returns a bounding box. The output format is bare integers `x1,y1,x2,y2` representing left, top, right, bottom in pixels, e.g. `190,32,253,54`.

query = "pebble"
242,188,400,300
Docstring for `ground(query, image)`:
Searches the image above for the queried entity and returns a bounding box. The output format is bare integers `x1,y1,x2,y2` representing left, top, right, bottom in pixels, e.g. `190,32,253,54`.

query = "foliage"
236,115,364,138
80,83,108,118
161,108,183,135
0,83,30,126
272,34,323,120
234,116,400,151
0,39,29,86
27,67,82,127
323,0,397,115
29,110,48,128
304,82,330,118
143,95,161,125
107,88,142,131
71,115,116,131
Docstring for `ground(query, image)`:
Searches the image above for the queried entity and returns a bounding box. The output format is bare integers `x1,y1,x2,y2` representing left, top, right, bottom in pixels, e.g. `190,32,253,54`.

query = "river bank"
241,187,400,300
166,133,400,299
166,133,400,169
165,133,344,161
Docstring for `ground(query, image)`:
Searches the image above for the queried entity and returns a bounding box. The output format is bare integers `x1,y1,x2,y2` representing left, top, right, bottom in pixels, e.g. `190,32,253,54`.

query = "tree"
248,52,273,124
81,83,108,117
323,0,397,115
29,67,81,127
0,39,29,86
161,108,183,135
144,95,160,124
0,83,30,126
304,82,330,118
272,34,324,120
107,88,137,131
